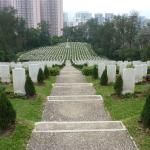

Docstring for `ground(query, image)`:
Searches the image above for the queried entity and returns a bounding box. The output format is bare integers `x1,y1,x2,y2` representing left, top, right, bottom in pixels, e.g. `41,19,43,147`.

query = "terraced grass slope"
19,42,97,61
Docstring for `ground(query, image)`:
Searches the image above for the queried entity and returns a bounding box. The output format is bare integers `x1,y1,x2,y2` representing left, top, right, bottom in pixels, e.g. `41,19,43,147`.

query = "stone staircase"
27,66,138,150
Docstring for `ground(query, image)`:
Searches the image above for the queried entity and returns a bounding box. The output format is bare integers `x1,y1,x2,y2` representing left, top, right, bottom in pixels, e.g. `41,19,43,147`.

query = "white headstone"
14,63,22,68
122,68,135,94
147,61,150,67
142,64,147,77
0,65,10,83
107,65,116,83
98,63,105,79
39,62,45,71
29,64,40,83
134,65,143,83
119,63,127,75
12,68,26,95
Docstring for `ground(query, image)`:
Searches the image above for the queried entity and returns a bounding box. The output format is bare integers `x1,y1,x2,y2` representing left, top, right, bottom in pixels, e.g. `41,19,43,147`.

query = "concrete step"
56,75,86,83
53,83,93,87
34,121,125,132
60,71,81,74
47,95,103,101
51,85,96,96
27,130,137,150
42,100,110,121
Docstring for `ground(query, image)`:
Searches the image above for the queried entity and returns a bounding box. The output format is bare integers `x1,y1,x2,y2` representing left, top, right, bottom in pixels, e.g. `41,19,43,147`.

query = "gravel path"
27,66,138,150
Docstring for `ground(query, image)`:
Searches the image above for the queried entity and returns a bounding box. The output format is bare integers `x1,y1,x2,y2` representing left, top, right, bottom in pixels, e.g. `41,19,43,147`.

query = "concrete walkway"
27,66,138,150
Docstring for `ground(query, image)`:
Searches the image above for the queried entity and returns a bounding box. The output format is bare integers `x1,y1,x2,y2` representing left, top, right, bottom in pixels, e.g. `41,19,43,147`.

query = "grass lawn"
86,76,150,150
0,76,56,150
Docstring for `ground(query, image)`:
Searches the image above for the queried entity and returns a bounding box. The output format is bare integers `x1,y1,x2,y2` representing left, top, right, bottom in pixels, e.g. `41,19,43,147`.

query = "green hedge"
49,67,60,76
82,66,93,76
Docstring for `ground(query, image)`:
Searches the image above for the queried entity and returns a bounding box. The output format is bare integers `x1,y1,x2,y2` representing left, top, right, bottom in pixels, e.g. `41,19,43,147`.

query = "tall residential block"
0,0,63,36
40,0,63,36
75,11,92,25
95,13,104,24
15,0,41,28
0,0,14,8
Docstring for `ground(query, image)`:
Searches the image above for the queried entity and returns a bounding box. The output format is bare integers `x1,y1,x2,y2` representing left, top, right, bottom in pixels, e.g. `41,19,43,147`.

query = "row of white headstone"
0,62,60,95
73,60,149,95
97,63,148,95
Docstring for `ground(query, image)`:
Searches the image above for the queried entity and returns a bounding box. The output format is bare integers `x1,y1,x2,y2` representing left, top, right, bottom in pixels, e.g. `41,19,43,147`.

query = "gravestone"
122,68,135,94
98,63,105,79
142,64,147,77
14,63,22,68
12,68,26,95
29,64,40,83
0,65,10,83
107,65,116,83
134,65,143,83
39,62,45,71
119,63,127,75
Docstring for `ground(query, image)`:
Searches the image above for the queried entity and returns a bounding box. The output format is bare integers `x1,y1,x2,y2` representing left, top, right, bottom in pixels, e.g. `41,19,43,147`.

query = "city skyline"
64,0,150,18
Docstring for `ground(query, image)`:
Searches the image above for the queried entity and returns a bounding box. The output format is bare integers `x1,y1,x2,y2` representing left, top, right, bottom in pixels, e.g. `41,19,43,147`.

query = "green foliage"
148,67,150,74
37,69,44,84
0,77,56,149
114,75,123,96
82,66,93,76
25,74,36,97
49,67,60,76
100,69,108,86
64,12,150,61
141,93,150,128
44,65,50,79
92,65,98,79
0,86,16,131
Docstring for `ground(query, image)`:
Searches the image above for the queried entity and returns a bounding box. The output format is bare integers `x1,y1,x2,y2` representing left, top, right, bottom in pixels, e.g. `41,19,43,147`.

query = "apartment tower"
0,0,63,36
40,0,63,36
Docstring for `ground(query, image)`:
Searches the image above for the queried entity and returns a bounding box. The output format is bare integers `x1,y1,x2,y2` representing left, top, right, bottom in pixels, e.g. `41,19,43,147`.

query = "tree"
100,69,108,86
44,65,50,79
25,74,36,97
0,86,16,131
114,75,123,96
92,65,98,79
37,68,44,84
141,93,150,128
125,12,140,48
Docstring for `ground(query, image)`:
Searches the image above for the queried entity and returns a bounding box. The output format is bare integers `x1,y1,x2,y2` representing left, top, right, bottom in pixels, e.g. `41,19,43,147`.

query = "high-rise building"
63,12,68,27
0,0,14,9
95,13,104,24
0,0,63,36
75,11,92,25
15,0,41,28
105,13,114,21
40,0,63,36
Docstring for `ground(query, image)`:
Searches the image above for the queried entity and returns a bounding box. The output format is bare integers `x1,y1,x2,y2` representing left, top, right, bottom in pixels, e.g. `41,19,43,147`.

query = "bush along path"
27,64,138,150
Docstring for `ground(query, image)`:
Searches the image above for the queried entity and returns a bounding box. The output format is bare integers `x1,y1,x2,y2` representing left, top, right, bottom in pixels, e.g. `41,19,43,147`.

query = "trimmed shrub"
141,93,150,128
37,68,44,84
25,74,36,97
92,65,98,79
148,67,150,74
114,75,123,96
49,67,60,76
82,66,93,76
0,86,16,131
44,65,50,79
100,69,108,86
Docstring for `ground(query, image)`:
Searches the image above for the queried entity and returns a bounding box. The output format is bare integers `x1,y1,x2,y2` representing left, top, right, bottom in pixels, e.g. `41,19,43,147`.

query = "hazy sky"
64,0,150,18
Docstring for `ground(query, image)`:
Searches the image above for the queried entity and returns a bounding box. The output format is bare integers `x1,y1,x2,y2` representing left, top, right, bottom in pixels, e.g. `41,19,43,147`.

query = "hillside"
19,42,98,61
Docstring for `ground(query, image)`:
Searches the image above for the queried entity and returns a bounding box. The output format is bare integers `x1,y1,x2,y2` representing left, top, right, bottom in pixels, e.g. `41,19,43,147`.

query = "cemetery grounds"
0,42,150,150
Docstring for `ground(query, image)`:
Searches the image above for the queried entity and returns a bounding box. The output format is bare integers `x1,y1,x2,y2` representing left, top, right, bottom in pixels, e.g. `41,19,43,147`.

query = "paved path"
27,66,138,150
